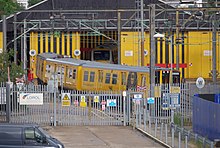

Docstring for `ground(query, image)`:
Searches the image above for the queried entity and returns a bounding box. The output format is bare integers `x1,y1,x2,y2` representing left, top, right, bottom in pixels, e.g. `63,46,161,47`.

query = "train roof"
37,53,150,73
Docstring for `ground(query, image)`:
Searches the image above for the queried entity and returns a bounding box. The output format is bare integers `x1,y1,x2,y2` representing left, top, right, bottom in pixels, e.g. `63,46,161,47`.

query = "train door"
126,72,137,90
82,68,96,90
65,66,77,89
119,72,127,90
97,70,104,90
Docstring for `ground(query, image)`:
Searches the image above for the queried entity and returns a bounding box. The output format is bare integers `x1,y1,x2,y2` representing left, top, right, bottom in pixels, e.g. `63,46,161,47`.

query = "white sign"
107,99,116,107
134,94,142,99
0,48,2,54
122,91,127,97
29,49,36,56
20,93,43,105
196,77,205,89
0,88,6,104
203,50,212,56
125,51,133,56
147,97,155,104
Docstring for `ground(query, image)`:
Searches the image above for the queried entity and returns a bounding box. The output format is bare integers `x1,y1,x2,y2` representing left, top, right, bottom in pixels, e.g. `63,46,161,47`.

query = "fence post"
179,132,181,148
53,83,57,126
6,82,13,123
165,124,168,143
160,123,163,140
185,135,188,148
154,118,157,137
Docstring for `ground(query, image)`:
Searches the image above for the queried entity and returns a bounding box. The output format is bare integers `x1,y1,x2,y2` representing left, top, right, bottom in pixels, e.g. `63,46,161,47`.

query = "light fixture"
153,33,165,38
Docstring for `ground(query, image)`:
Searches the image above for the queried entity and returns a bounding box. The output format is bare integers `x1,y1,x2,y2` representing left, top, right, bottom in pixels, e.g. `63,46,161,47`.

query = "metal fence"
7,84,125,126
0,81,219,147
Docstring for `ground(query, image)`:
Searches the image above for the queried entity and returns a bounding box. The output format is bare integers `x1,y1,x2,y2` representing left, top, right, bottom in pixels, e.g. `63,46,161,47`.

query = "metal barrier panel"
8,85,125,126
57,90,124,126
193,96,220,141
10,85,52,125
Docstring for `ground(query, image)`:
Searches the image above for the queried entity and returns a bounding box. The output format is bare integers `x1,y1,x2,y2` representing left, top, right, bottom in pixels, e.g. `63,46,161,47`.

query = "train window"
73,69,77,79
94,51,110,60
46,64,51,73
57,66,61,75
84,71,89,81
90,71,95,82
105,73,111,84
98,70,103,82
121,72,126,85
112,74,117,84
61,67,65,75
68,68,73,78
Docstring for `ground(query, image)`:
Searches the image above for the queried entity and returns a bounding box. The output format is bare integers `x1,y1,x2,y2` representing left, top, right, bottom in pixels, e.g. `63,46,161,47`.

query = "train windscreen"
94,51,110,61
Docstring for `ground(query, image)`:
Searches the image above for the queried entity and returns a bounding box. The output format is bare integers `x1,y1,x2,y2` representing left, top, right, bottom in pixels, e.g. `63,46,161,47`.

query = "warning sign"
80,96,87,107
94,96,99,103
62,93,70,107
81,96,86,102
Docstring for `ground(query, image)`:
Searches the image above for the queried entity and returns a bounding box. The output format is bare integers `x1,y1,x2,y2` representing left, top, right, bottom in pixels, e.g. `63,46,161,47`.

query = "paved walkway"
47,126,165,148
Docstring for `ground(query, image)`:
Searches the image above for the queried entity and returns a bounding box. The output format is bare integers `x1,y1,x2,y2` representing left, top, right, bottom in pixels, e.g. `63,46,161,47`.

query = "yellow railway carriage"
36,53,150,91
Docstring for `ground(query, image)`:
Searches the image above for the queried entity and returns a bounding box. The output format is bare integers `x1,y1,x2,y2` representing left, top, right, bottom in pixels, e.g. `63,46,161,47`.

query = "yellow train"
36,53,180,91
91,43,118,64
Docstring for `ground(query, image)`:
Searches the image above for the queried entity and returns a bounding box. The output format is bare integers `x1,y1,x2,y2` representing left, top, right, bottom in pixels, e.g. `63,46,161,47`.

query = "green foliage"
0,0,23,17
28,0,43,7
0,50,24,82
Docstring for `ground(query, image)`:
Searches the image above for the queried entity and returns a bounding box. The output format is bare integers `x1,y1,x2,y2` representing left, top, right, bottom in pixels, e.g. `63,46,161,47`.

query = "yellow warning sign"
171,86,180,94
62,100,70,106
62,93,70,107
81,96,86,102
94,96,99,103
80,102,87,107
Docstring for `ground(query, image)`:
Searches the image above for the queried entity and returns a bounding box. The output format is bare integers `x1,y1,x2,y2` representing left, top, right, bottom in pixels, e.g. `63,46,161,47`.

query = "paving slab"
47,126,165,148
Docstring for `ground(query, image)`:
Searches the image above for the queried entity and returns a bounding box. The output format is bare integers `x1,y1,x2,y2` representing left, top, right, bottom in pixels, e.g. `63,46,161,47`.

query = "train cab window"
105,73,111,84
121,72,126,85
90,71,95,82
162,71,169,84
84,71,89,81
112,74,117,84
98,70,103,82
72,69,77,79
172,71,180,83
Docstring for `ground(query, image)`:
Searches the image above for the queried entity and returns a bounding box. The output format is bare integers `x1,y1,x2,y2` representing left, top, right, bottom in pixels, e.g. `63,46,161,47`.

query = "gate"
6,83,125,126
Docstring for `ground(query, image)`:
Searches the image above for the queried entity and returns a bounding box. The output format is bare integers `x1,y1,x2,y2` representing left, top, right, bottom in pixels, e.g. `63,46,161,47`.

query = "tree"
28,0,43,7
0,50,25,82
0,0,23,17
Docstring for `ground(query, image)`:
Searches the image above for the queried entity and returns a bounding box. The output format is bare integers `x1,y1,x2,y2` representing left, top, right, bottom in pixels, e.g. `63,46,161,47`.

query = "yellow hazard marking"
171,86,180,94
62,100,70,106
80,102,87,107
63,94,70,100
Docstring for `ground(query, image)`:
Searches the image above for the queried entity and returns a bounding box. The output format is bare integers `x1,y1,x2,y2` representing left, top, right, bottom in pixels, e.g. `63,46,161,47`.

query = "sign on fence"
19,93,43,105
61,93,71,107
